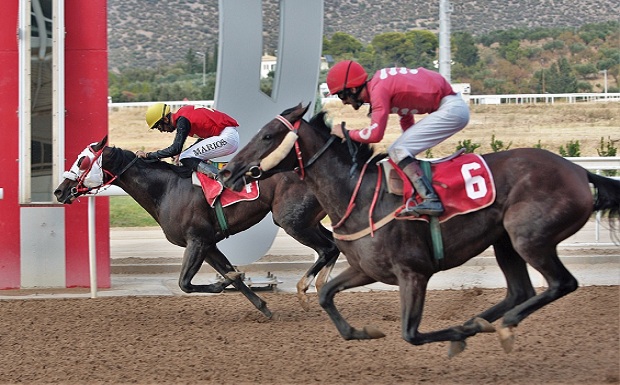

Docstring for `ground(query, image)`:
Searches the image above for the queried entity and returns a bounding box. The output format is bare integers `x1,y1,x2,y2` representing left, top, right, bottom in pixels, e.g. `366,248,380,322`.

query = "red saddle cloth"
196,173,260,208
393,153,496,222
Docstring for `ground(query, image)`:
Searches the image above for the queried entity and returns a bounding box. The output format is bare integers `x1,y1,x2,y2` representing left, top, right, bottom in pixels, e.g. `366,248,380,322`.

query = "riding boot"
397,157,444,217
196,161,220,180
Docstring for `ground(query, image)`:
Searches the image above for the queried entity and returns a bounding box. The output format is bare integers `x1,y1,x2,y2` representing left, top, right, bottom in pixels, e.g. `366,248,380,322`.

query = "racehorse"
220,103,620,356
54,135,340,318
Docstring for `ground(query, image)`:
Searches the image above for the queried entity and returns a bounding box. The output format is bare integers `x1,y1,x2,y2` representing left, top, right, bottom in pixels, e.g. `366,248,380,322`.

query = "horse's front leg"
296,246,340,311
282,222,340,310
204,246,273,319
318,266,384,340
178,242,232,293
399,271,494,358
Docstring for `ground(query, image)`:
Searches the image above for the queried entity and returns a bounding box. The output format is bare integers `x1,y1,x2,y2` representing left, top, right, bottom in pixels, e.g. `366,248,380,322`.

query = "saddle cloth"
194,172,260,208
382,153,496,223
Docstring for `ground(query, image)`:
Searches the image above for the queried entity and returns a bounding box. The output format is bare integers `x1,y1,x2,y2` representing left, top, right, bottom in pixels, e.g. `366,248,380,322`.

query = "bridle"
65,144,138,199
247,114,337,180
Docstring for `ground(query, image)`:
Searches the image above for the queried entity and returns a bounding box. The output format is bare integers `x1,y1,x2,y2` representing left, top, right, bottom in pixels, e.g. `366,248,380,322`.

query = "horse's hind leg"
498,247,577,352
204,247,273,319
398,270,496,357
466,235,536,324
178,243,233,293
318,266,384,340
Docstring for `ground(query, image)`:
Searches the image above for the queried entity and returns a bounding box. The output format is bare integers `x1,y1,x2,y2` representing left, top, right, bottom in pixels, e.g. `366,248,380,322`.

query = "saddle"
192,172,259,208
379,151,496,223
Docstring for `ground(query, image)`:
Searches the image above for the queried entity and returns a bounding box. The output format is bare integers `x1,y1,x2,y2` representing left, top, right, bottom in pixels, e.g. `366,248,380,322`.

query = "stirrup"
197,162,220,180
398,198,444,217
397,197,422,218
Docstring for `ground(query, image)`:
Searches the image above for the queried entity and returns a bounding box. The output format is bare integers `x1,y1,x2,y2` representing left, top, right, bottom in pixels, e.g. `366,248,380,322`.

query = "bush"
597,137,618,177
490,134,512,152
559,140,581,157
456,139,481,153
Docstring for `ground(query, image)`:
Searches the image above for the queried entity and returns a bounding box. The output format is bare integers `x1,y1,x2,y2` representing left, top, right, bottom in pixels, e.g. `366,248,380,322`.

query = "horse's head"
220,103,310,191
54,135,109,204
221,102,376,192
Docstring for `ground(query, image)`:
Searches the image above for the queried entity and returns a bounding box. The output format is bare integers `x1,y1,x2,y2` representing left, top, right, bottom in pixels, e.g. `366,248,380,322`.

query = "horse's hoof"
448,340,467,358
296,294,311,311
225,271,242,280
474,317,496,333
498,326,515,353
263,309,274,320
270,311,282,321
363,325,386,339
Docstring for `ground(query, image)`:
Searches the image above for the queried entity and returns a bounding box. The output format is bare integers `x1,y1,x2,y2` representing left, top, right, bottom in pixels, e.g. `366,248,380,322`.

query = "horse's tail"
588,172,620,242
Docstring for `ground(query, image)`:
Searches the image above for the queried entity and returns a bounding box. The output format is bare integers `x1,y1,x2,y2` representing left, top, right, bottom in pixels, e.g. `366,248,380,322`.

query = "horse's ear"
289,103,310,123
95,135,108,150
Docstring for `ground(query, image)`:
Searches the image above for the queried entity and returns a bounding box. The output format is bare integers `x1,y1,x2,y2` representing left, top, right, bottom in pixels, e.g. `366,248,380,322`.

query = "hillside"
107,0,619,71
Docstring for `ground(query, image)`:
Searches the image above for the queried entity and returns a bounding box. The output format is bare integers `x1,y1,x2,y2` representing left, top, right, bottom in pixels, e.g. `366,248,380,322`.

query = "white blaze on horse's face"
62,143,104,188
258,130,298,172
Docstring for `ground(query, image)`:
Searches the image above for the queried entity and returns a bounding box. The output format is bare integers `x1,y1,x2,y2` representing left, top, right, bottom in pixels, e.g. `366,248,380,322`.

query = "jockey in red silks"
327,60,470,217
138,103,239,179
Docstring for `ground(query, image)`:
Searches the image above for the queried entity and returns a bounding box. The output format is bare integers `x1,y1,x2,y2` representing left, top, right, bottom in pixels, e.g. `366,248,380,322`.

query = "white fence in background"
109,92,620,110
95,156,620,241
468,92,620,105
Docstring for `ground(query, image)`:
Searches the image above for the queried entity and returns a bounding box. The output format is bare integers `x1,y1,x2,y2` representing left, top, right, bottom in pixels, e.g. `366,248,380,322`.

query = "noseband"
248,114,337,180
69,147,138,198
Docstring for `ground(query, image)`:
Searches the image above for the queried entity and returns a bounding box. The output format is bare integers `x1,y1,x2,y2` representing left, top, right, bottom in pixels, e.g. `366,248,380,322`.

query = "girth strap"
421,160,444,262
213,197,230,238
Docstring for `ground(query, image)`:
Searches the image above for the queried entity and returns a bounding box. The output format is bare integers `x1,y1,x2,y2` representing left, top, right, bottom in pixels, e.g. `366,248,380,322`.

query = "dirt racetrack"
0,286,618,384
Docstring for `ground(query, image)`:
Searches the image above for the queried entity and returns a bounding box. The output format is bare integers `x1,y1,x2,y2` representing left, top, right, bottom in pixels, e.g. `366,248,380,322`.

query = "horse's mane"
108,147,194,178
307,111,384,166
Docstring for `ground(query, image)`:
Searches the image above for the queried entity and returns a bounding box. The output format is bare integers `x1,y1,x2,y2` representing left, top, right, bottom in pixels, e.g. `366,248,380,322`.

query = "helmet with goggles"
145,103,171,129
326,60,368,96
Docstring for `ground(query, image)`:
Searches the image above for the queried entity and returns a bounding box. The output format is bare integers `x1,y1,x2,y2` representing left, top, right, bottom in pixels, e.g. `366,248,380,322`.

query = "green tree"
498,40,523,64
574,63,598,79
371,32,412,67
323,32,364,57
184,48,200,74
452,32,479,67
545,58,578,93
404,30,438,68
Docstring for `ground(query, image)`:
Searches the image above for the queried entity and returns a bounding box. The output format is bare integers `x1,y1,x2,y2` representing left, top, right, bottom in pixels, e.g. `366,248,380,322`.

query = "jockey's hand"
135,150,148,158
330,123,345,140
172,155,180,166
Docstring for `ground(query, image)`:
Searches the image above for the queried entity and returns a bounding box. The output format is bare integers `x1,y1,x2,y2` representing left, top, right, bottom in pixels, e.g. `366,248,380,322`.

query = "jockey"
137,103,239,179
327,60,470,217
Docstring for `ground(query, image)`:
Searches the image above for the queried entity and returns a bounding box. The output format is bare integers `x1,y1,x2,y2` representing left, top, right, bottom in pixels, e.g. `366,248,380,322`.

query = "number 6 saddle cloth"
382,152,496,223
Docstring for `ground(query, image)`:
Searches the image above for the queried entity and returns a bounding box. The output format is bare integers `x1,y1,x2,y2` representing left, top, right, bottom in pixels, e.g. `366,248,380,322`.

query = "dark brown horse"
220,103,620,356
54,135,340,318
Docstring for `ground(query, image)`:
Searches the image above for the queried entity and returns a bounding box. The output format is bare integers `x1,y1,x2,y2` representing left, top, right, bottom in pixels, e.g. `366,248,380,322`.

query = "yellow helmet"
145,103,171,129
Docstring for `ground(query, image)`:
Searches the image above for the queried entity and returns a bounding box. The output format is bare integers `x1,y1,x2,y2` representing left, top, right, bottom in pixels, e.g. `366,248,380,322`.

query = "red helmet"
326,60,368,95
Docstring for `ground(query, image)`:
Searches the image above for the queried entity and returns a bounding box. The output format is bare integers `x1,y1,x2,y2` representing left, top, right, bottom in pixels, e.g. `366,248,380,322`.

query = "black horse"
220,103,620,355
54,135,340,318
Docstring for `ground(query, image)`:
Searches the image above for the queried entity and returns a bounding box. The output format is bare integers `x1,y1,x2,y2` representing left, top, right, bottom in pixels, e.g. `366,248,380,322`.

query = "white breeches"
388,94,470,163
179,127,239,161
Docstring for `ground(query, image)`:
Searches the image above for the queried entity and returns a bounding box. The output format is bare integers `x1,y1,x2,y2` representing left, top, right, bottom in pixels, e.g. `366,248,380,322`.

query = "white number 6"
461,162,487,199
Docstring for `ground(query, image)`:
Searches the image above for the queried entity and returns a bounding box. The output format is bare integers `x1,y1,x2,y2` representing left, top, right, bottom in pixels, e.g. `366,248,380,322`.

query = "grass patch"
110,196,158,227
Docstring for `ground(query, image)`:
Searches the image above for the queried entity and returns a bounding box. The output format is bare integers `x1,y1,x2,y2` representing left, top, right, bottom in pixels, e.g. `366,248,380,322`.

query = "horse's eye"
263,134,273,140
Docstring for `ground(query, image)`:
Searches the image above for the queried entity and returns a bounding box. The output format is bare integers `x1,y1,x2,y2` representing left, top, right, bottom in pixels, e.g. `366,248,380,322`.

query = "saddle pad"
195,172,260,208
394,153,496,223
432,153,496,222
